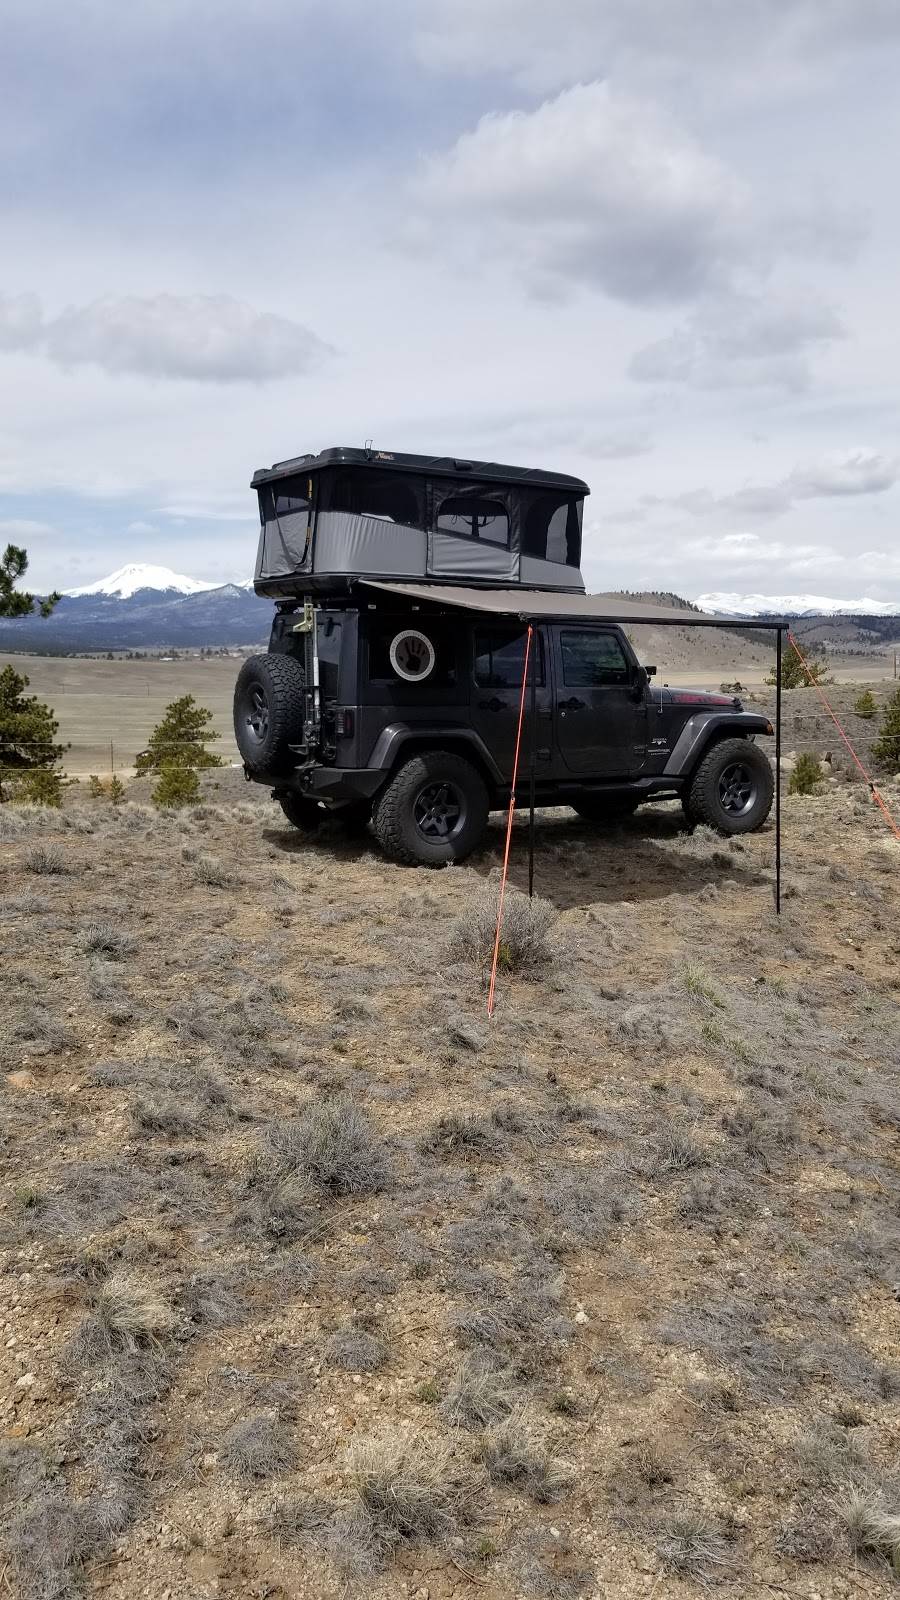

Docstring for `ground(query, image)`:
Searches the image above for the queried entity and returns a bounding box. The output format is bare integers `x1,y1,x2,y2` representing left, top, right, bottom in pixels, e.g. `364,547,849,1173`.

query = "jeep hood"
651,686,744,712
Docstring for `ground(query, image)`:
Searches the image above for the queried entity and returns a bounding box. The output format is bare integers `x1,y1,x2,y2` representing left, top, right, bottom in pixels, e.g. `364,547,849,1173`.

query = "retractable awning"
360,580,786,630
360,577,788,915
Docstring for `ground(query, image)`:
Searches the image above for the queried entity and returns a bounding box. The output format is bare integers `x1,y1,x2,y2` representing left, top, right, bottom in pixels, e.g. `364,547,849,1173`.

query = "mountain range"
0,564,897,652
0,565,270,652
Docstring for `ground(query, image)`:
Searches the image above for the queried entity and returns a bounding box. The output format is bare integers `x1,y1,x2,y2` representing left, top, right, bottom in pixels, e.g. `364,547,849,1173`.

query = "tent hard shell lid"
252,447,590,600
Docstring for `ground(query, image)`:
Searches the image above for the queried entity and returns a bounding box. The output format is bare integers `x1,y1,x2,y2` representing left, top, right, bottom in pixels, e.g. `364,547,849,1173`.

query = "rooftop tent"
251,447,589,598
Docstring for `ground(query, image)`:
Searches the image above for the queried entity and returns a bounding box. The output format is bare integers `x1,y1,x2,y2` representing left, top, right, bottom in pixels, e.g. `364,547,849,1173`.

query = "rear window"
474,628,545,688
437,494,509,546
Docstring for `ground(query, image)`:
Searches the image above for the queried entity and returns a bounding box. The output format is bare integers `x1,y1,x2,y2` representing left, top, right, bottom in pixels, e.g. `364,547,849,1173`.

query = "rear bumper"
297,766,386,803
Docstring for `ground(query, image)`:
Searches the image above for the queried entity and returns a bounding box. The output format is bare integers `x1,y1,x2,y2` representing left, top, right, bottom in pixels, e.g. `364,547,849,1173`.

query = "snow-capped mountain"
66,563,214,599
696,591,900,618
1,566,270,650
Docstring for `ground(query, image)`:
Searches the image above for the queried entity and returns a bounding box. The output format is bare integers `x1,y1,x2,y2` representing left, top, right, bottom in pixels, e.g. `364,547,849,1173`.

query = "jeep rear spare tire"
372,750,489,866
234,654,306,779
684,736,773,834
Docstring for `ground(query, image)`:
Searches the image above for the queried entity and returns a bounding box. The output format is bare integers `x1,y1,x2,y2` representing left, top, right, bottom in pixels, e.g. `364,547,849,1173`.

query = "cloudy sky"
2,0,899,603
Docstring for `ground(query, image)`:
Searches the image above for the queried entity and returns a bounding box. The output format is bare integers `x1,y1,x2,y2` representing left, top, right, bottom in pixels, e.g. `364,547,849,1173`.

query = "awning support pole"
775,626,783,915
528,629,538,898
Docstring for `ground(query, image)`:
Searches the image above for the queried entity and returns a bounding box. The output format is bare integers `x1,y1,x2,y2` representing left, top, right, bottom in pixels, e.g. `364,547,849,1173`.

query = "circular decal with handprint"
389,629,436,682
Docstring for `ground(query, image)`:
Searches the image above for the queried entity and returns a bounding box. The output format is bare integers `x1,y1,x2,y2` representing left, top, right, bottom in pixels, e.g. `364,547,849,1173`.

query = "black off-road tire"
278,794,372,836
684,737,773,834
371,750,489,866
572,795,639,823
234,654,306,779
277,791,324,832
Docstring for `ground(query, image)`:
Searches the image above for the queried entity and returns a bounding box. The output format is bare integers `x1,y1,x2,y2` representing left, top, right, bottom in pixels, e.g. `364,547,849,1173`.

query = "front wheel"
684,737,773,834
371,751,489,866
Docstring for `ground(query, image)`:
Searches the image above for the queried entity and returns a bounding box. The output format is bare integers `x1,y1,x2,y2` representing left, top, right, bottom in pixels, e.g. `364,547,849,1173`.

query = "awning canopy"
360,580,785,630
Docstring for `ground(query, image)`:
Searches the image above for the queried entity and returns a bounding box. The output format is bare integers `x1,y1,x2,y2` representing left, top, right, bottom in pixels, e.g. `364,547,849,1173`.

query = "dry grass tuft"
450,885,557,974
90,1268,177,1350
655,1512,732,1579
264,1093,390,1195
482,1410,568,1502
77,921,137,960
840,1487,900,1573
23,842,68,875
220,1414,296,1482
347,1424,482,1547
441,1357,517,1430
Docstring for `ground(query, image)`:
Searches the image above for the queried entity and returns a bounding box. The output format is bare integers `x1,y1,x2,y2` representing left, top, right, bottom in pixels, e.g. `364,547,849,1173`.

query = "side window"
367,622,457,686
474,628,544,688
437,495,509,546
328,470,423,527
560,630,630,687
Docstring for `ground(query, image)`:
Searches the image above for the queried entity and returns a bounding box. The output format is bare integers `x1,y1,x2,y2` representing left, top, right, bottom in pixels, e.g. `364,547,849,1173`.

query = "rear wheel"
372,750,489,866
234,654,306,780
277,794,372,836
684,737,773,834
572,795,639,824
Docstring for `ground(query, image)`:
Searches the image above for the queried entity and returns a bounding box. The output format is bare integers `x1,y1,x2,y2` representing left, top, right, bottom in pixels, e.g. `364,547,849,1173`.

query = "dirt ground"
2,771,900,1599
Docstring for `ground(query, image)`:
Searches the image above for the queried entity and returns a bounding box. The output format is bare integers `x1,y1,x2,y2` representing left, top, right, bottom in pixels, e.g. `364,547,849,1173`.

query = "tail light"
336,708,355,738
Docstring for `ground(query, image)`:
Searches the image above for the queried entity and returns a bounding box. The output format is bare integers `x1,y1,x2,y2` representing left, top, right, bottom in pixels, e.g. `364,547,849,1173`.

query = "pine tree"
854,689,877,720
766,647,833,690
136,696,223,777
873,687,900,772
788,753,823,796
152,765,200,808
0,664,66,803
0,545,60,619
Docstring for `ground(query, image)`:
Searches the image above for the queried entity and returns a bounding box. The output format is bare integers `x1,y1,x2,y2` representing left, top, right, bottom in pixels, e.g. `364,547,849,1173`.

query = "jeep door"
551,626,648,776
468,623,552,781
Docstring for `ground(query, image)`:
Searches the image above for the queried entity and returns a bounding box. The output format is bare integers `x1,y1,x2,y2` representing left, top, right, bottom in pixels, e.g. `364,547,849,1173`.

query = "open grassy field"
3,646,899,777
2,776,900,1599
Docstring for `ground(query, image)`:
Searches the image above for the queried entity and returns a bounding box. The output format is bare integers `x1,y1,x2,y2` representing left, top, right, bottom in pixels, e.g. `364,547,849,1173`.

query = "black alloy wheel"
413,779,466,842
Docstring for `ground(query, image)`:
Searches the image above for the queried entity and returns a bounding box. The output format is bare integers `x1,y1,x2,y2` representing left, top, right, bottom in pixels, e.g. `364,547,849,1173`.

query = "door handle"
477,697,507,712
558,697,586,711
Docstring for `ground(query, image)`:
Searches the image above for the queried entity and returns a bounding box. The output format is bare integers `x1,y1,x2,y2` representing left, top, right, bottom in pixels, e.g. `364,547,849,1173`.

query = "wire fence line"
0,738,242,778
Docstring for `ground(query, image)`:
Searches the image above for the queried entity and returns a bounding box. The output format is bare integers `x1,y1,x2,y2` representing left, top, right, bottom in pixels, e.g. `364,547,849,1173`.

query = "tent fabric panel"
426,530,519,583
519,553,584,591
314,511,427,578
254,509,310,584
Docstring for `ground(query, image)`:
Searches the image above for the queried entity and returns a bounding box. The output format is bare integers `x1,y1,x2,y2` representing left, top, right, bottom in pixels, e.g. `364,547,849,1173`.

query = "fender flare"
663,713,772,778
368,722,505,785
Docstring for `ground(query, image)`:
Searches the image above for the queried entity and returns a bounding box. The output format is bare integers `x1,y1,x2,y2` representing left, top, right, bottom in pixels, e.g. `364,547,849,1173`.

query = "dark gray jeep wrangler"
234,447,774,865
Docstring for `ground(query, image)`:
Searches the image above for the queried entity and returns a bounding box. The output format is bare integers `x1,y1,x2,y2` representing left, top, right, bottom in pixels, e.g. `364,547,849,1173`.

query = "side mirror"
643,664,657,677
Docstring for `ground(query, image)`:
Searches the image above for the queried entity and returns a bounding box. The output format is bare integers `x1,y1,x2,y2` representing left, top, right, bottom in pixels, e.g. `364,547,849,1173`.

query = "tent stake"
775,626,783,915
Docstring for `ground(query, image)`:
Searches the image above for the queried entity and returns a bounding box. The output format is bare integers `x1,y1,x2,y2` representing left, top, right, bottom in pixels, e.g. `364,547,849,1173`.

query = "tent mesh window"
523,492,582,566
322,468,426,528
436,493,509,546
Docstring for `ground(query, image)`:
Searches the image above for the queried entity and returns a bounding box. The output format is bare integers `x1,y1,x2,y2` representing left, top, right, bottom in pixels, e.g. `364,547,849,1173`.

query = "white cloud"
0,517,55,539
415,83,748,305
0,292,330,383
630,291,845,391
415,0,900,97
788,448,899,498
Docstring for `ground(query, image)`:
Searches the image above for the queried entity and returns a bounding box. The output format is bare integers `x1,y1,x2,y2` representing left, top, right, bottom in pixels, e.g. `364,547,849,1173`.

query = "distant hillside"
0,580,272,653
